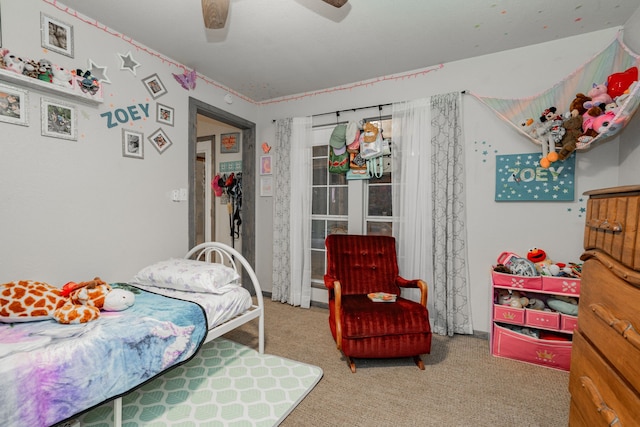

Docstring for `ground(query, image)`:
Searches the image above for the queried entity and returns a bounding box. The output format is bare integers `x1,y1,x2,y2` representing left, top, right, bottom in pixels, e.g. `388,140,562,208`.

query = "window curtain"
392,93,473,336
271,117,313,308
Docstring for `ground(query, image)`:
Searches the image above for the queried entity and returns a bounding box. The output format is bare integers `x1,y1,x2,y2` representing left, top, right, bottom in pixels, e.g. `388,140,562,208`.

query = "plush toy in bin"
0,277,134,324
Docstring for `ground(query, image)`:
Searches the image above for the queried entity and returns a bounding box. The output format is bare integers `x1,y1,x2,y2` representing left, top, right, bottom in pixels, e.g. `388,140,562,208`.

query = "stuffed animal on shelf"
497,289,529,308
2,50,25,74
527,247,553,275
546,296,578,316
51,65,73,87
0,277,134,324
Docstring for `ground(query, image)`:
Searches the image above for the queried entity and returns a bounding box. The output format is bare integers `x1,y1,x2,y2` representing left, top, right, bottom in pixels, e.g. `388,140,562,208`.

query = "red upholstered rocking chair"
323,234,432,372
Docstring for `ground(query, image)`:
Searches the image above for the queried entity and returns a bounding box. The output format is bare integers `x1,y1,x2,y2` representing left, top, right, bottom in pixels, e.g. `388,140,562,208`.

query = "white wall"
256,27,640,333
0,0,258,284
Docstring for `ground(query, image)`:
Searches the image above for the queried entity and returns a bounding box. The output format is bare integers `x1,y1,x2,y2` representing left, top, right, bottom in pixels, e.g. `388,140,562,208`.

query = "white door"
196,139,214,245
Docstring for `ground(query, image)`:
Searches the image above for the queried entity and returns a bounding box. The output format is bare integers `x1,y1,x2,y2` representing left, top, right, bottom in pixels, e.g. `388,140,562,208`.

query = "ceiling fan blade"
322,0,348,7
202,0,229,29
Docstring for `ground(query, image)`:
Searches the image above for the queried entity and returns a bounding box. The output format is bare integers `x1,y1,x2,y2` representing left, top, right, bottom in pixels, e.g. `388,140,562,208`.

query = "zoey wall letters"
100,103,150,128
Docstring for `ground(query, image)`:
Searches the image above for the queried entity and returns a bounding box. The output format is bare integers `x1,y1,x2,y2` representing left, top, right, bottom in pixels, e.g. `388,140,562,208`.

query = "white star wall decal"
118,51,140,75
88,59,111,84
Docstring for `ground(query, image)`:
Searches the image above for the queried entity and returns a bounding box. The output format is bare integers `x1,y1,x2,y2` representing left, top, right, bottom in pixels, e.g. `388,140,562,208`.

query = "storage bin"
493,304,525,325
491,270,542,290
525,309,560,329
560,314,578,333
492,323,573,371
541,275,581,294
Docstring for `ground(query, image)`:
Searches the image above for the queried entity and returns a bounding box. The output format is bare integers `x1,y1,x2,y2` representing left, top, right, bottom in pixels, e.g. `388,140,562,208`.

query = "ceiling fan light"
202,0,230,29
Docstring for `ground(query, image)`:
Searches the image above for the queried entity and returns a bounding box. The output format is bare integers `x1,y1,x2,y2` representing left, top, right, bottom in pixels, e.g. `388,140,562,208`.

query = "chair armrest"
323,274,338,290
323,278,343,349
397,277,428,308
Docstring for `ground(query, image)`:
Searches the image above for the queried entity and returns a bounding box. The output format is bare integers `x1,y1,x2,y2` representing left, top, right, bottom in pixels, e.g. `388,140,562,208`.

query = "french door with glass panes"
310,118,393,288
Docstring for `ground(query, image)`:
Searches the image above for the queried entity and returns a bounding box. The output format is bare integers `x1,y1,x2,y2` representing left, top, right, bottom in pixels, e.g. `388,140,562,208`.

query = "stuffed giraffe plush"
0,277,134,324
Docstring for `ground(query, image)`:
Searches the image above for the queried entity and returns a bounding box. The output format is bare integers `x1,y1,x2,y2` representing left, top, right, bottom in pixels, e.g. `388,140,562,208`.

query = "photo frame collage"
0,13,78,140
121,73,175,159
0,10,177,158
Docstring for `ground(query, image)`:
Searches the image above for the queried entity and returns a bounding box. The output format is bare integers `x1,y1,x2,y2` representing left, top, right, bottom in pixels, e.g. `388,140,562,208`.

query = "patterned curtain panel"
272,117,312,308
272,118,292,304
392,93,473,336
430,92,473,336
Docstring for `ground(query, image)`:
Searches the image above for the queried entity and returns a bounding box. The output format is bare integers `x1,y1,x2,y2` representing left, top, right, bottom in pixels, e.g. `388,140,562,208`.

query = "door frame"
188,97,256,269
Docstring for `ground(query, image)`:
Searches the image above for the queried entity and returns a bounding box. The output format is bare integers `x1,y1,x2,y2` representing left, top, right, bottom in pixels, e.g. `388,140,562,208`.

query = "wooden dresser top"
584,185,640,197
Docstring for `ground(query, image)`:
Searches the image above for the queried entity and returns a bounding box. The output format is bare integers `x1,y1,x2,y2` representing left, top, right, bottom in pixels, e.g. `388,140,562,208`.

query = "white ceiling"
58,0,640,103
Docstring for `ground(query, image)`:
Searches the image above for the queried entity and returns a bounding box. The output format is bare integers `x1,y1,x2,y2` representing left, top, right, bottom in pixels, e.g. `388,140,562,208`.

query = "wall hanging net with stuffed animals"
469,32,640,169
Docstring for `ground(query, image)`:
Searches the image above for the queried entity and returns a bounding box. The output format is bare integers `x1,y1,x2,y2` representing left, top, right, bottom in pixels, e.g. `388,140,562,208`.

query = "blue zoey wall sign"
495,152,576,202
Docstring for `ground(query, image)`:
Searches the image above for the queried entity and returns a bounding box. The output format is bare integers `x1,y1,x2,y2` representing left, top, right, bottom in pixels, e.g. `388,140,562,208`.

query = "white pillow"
132,258,240,294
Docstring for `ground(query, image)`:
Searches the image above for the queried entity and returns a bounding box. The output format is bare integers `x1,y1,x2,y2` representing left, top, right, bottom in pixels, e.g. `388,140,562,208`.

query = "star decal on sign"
88,59,111,84
118,51,140,75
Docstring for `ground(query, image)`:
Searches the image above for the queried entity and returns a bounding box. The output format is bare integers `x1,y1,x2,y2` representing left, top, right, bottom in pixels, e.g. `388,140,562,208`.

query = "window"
310,117,393,286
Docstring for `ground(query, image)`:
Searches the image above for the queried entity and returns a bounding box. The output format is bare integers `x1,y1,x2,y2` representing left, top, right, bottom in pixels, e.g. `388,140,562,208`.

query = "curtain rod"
272,103,392,123
312,102,392,119
272,92,466,123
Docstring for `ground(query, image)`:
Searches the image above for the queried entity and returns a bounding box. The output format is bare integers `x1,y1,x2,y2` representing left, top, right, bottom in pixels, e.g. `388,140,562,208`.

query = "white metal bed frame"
110,242,265,427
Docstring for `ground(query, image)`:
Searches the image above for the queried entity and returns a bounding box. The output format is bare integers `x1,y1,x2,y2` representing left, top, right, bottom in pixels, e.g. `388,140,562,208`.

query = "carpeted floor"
78,337,323,426
224,299,571,427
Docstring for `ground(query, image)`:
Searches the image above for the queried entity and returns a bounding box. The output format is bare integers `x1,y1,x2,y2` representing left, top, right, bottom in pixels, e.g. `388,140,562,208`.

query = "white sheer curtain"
392,94,473,336
271,117,313,308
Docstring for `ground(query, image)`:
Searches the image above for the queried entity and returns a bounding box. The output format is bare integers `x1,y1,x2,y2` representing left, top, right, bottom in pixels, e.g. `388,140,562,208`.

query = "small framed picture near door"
156,103,174,126
148,128,172,154
260,155,272,175
41,13,74,58
41,98,77,140
122,129,144,159
220,132,240,153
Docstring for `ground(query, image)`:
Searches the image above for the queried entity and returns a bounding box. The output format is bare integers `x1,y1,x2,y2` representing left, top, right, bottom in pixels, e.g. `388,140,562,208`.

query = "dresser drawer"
578,258,640,392
584,185,640,270
569,332,640,426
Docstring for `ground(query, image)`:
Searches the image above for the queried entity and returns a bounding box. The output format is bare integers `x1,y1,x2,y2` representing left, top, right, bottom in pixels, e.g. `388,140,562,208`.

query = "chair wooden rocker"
323,234,432,373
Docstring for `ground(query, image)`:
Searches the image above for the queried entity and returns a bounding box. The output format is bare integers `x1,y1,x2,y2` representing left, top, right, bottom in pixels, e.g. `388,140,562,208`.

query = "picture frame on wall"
220,132,240,153
142,74,167,99
41,13,74,58
0,83,28,126
156,103,174,126
260,155,272,175
260,176,273,197
122,129,144,159
41,98,77,140
148,128,173,154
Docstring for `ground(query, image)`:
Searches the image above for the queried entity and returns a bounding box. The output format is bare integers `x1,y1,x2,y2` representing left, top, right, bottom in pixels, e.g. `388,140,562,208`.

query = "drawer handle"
590,303,640,351
585,219,623,232
579,376,621,426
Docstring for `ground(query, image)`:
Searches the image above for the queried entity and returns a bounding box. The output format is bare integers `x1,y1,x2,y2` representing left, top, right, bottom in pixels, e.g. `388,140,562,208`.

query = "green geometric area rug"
78,338,323,427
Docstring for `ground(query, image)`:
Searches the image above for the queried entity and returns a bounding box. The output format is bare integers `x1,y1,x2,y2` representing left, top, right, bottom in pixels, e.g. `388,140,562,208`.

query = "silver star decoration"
88,59,111,84
118,51,140,75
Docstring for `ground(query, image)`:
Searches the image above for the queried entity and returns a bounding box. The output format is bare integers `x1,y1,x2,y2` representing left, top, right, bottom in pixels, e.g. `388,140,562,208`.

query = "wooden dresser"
568,185,640,426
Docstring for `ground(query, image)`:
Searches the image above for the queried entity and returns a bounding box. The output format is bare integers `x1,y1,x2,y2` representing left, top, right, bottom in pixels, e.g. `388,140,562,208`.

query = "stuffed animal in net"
535,107,565,168
0,277,134,324
584,83,614,110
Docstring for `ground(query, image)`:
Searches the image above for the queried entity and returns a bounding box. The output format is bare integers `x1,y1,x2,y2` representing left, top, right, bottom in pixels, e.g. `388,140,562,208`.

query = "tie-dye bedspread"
0,283,207,427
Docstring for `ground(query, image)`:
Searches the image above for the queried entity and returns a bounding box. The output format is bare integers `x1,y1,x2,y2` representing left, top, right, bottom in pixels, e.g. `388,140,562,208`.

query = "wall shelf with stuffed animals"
490,249,582,372
0,65,103,105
